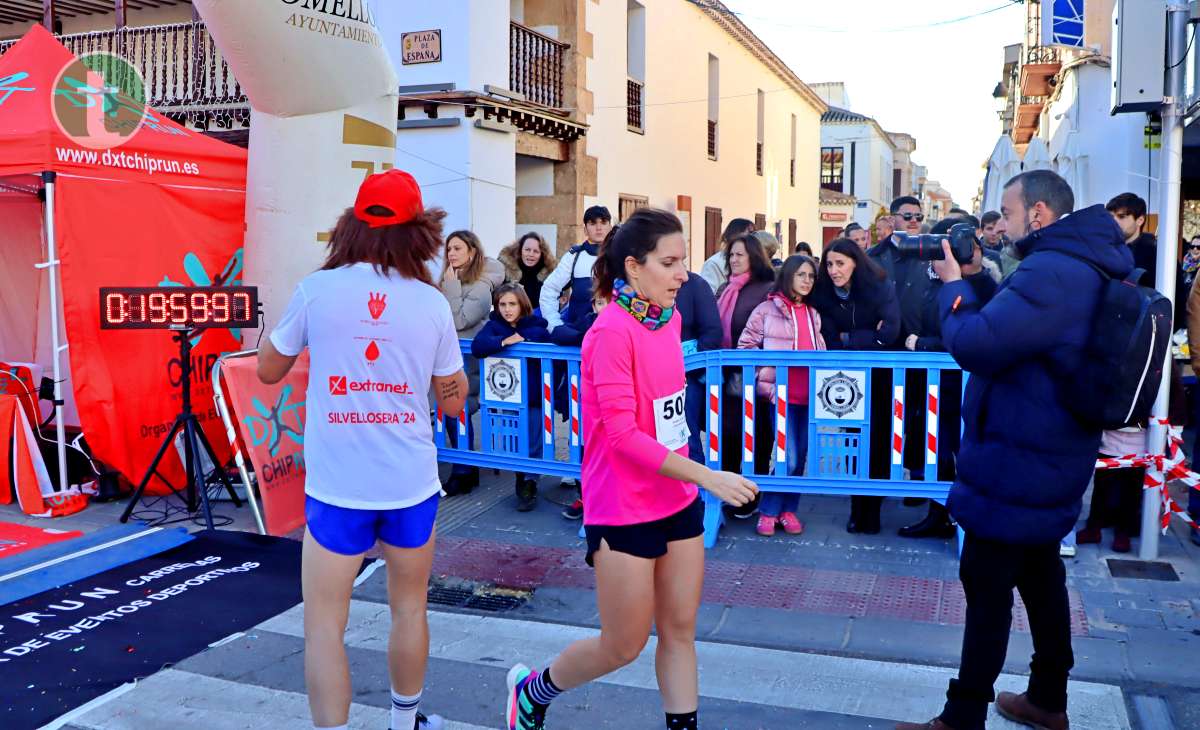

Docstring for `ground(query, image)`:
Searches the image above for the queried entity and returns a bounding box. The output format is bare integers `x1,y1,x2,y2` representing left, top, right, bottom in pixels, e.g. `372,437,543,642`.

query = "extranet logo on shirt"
327,375,413,397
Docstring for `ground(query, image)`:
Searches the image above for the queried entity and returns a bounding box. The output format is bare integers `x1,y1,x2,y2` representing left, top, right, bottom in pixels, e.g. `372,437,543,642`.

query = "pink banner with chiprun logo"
220,353,309,536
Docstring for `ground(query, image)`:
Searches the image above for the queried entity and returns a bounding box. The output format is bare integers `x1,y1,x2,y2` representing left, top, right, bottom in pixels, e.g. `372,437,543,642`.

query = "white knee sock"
391,690,421,730
314,725,347,730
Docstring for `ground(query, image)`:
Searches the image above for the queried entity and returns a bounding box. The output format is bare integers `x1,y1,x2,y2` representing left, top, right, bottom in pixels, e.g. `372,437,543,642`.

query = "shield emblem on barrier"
814,369,866,421
484,357,523,404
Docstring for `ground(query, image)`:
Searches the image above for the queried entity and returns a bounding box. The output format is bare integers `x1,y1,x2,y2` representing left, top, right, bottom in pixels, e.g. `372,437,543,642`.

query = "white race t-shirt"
269,263,464,509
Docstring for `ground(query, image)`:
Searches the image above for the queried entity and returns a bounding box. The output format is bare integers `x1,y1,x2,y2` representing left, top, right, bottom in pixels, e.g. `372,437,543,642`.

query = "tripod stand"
120,326,242,529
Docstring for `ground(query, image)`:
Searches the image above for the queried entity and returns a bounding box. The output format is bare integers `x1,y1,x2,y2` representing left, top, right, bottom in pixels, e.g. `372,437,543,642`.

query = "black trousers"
1085,461,1143,535
940,533,1074,730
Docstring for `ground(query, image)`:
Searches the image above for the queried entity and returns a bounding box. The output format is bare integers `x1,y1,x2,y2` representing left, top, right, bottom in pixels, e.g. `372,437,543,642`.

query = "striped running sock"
666,710,698,729
391,690,421,730
522,667,563,708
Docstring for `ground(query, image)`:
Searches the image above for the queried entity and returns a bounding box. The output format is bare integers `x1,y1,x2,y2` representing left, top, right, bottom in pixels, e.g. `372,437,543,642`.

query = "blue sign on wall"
1044,0,1085,48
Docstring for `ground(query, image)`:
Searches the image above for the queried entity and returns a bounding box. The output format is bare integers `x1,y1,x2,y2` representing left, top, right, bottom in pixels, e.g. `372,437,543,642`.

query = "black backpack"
1053,252,1172,430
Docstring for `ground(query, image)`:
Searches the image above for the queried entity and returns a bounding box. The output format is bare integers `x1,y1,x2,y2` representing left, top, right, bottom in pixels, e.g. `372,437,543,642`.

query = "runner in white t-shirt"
259,169,466,730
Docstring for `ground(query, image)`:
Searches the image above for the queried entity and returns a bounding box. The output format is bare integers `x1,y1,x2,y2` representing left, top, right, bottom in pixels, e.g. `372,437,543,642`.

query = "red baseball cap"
354,169,424,227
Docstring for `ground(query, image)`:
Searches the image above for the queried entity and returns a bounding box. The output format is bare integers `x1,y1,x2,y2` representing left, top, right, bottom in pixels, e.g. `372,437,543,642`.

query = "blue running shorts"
305,493,440,555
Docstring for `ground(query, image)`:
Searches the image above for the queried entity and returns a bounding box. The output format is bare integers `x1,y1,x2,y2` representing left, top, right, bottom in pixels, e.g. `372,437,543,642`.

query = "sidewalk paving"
6,467,1200,728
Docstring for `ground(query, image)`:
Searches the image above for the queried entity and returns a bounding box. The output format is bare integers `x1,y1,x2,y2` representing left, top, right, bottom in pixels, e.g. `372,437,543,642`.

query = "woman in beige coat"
439,229,496,495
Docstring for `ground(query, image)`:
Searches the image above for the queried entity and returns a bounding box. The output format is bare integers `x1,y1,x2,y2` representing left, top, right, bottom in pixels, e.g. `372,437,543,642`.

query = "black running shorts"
583,496,704,567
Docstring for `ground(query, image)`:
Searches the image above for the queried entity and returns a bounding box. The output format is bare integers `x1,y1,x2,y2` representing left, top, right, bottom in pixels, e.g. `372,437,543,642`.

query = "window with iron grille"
627,78,644,132
790,159,796,187
756,142,763,176
707,120,718,159
821,146,844,192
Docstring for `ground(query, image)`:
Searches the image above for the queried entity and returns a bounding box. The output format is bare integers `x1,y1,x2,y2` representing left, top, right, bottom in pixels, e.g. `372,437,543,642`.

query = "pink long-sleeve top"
580,304,698,526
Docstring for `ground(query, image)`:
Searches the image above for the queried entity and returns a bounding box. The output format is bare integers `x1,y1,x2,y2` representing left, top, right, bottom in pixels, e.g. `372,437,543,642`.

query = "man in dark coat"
897,171,1134,730
869,195,930,340
872,197,952,537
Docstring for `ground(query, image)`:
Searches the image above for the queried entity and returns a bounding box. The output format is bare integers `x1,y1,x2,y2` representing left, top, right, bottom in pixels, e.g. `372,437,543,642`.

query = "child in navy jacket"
471,283,551,511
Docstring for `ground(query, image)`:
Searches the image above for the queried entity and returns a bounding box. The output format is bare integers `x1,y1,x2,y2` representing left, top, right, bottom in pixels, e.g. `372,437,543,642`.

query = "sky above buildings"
720,0,1025,207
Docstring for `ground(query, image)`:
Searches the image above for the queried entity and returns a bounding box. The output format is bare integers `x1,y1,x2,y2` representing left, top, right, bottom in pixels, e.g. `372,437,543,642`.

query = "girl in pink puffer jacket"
737,255,826,536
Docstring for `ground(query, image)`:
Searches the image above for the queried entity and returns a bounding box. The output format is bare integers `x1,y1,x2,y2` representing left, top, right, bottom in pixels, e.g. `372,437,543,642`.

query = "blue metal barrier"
436,341,965,548
688,349,964,546
435,342,584,479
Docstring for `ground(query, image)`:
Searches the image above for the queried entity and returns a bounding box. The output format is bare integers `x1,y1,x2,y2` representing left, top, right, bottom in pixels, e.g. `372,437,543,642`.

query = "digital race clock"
99,286,259,330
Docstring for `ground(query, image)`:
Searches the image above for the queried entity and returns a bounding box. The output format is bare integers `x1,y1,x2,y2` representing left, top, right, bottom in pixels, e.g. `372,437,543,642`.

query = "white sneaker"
1059,543,1076,558
401,712,443,730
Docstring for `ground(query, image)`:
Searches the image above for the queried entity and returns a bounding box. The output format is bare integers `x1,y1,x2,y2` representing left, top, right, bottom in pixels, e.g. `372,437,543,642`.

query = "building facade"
379,0,827,262
0,1,247,146
819,106,895,230
817,188,857,246
4,0,827,264
810,83,928,224
990,0,1159,212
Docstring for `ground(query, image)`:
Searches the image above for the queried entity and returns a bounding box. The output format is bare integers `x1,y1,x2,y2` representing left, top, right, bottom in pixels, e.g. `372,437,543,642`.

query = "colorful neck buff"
613,278,674,331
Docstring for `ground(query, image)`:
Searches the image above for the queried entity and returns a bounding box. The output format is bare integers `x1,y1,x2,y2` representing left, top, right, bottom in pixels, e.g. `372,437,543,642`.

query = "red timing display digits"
99,287,259,330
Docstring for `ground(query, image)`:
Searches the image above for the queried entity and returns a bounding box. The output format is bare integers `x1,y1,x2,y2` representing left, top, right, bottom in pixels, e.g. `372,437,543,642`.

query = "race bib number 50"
653,388,690,451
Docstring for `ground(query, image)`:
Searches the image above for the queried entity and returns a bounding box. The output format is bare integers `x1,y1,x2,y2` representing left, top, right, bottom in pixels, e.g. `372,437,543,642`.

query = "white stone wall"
1043,63,1159,212
376,0,518,256
584,0,824,261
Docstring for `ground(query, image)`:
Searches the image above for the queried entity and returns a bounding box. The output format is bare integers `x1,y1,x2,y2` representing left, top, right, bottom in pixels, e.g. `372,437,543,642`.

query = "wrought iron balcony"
509,21,567,110
0,21,247,130
1020,45,1063,97
1026,45,1063,65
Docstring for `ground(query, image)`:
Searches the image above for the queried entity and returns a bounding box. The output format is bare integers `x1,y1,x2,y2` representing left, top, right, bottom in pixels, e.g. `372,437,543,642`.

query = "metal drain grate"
428,585,475,607
427,581,530,613
1107,559,1180,582
465,593,526,612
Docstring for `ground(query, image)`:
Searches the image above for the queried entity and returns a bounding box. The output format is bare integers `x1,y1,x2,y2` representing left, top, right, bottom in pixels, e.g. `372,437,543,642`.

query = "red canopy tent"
0,25,248,509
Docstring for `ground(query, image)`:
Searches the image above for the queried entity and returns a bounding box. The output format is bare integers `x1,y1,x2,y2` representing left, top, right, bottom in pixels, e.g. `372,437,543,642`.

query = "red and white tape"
926,384,939,466
776,384,788,466
542,372,553,447
1095,420,1200,533
569,374,581,447
742,382,754,465
892,385,904,466
708,384,720,465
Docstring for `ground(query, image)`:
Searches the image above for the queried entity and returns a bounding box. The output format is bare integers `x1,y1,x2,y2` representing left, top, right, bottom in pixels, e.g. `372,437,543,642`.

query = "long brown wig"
320,205,446,285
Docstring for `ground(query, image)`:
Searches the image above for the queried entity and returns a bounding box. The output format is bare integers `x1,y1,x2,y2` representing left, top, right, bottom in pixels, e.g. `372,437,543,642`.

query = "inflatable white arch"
192,0,400,328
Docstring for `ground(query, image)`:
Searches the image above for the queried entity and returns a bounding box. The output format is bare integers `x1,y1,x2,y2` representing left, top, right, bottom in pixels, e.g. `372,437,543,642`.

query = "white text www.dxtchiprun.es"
54,146,201,176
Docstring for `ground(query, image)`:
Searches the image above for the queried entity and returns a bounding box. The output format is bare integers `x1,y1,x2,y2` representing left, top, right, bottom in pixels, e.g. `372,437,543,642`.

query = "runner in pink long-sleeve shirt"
504,209,758,730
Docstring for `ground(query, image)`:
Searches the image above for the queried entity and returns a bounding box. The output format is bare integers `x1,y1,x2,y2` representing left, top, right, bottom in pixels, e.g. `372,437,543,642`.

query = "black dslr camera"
893,222,978,264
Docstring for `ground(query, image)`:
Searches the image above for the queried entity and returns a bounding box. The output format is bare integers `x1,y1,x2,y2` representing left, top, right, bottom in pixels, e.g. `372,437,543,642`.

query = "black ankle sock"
666,710,698,729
